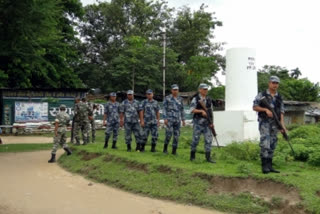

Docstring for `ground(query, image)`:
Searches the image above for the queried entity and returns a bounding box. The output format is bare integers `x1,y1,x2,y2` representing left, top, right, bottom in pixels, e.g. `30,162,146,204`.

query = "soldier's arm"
54,119,59,137
181,99,185,121
162,98,168,120
119,102,124,126
190,98,204,114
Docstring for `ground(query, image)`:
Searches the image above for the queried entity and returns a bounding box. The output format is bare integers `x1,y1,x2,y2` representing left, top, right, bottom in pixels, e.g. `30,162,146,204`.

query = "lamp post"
162,26,166,100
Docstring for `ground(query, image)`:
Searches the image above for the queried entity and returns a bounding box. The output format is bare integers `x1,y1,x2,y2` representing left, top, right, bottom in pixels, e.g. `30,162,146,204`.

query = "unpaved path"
1,136,71,144
0,151,222,214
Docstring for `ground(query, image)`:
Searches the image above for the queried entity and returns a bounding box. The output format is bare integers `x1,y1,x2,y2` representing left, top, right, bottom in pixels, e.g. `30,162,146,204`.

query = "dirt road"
1,136,71,144
0,151,222,214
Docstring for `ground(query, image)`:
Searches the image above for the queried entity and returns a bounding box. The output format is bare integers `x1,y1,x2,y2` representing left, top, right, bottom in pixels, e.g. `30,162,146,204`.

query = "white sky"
81,0,320,84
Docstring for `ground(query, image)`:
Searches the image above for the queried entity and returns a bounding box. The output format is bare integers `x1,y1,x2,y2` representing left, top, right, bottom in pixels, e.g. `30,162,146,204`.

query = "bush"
223,142,260,161
308,150,320,166
292,144,314,161
289,125,320,139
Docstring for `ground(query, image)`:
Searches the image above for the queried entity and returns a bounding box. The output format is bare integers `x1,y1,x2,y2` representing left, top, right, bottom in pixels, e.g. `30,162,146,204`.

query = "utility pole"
162,26,166,100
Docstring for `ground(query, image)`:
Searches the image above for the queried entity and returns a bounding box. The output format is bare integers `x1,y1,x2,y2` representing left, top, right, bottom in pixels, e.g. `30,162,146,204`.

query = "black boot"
268,158,280,173
163,144,168,154
127,144,132,152
205,152,216,163
261,158,270,174
112,141,118,149
136,143,141,151
64,148,72,156
190,151,196,161
172,147,177,155
151,144,156,152
103,139,109,149
48,154,56,163
140,144,145,152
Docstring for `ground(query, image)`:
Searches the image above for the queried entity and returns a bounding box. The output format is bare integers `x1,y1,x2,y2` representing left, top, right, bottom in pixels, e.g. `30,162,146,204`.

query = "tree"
290,67,302,79
0,0,84,88
208,85,225,100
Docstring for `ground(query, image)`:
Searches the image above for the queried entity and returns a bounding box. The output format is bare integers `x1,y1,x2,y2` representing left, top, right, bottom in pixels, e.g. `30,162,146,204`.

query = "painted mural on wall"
15,102,49,122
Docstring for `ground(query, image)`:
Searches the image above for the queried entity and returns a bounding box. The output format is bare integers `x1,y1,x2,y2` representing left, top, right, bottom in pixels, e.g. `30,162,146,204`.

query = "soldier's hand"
120,120,124,127
103,121,106,127
265,109,273,118
209,124,214,128
140,121,145,128
201,110,207,117
164,119,168,126
157,120,160,127
182,120,186,127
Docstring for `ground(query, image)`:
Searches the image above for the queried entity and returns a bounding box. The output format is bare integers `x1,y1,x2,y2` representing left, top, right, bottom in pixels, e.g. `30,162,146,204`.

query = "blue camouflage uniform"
190,95,213,153
163,94,185,148
120,98,142,145
140,98,160,145
253,89,285,159
104,100,121,143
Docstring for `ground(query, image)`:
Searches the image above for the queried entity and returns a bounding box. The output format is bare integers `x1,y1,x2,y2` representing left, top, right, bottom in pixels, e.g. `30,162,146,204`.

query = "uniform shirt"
163,95,185,122
105,101,120,124
120,99,140,123
74,102,92,122
190,95,212,124
253,90,285,113
139,99,160,124
55,111,70,127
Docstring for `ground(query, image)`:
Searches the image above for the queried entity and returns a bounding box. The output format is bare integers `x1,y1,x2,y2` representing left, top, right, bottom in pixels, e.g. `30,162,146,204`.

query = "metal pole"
162,26,166,100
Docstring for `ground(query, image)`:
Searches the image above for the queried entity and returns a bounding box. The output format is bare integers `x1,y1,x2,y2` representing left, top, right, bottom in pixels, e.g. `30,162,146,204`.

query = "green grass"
58,127,320,214
0,143,53,152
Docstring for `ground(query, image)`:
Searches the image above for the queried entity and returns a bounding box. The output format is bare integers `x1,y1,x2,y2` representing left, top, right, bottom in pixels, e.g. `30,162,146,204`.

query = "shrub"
289,125,320,139
223,142,260,161
308,150,320,166
292,144,314,162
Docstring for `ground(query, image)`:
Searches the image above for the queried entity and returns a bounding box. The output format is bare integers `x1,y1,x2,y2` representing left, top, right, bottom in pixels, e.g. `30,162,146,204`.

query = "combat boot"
48,154,56,163
140,144,145,152
268,158,280,173
163,144,168,154
261,158,270,174
112,141,118,149
151,144,156,152
127,144,132,152
172,147,177,155
135,143,141,151
103,138,109,149
64,148,72,156
190,151,196,161
205,152,216,163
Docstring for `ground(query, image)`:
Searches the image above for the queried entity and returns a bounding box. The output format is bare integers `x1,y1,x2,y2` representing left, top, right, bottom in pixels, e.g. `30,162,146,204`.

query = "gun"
260,96,295,155
198,100,220,148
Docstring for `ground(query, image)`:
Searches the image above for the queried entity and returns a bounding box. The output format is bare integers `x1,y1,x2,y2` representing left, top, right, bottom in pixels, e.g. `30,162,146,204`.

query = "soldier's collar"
266,89,278,96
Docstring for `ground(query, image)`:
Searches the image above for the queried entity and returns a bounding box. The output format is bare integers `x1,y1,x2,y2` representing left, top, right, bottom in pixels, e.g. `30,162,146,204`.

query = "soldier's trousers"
124,122,142,145
105,122,120,142
164,120,181,148
51,128,68,154
191,120,212,152
89,119,96,142
74,121,90,144
142,123,158,145
259,120,278,159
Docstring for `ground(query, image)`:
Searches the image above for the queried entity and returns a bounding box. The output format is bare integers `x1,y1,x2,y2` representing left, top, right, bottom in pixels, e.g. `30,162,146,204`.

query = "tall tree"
0,0,84,88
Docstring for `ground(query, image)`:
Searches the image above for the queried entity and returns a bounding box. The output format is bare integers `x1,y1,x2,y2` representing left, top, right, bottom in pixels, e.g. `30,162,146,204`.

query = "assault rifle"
260,96,295,155
198,100,220,148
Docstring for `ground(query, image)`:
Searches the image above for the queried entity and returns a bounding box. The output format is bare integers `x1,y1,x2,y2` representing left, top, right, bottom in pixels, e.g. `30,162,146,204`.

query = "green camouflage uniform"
74,102,92,145
51,111,70,154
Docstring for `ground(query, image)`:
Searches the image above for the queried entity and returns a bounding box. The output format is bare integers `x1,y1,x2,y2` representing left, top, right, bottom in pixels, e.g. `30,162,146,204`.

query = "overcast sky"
81,0,320,84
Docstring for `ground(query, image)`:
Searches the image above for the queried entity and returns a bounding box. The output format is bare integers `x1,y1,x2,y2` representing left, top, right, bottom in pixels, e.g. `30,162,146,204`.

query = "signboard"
15,102,49,122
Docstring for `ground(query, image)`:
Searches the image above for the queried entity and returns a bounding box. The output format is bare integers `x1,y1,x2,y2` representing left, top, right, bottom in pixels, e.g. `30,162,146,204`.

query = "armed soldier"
71,98,80,144
120,90,142,152
139,89,160,152
48,105,72,163
103,92,121,149
74,97,92,145
189,83,215,163
253,76,286,174
163,84,186,155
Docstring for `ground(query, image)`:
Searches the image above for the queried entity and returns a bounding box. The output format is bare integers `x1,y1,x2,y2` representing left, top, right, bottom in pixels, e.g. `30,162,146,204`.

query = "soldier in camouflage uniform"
163,84,186,155
189,83,215,163
48,105,72,163
103,92,120,149
120,90,142,152
253,76,286,174
88,103,99,143
74,97,93,145
139,89,160,152
71,98,80,144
